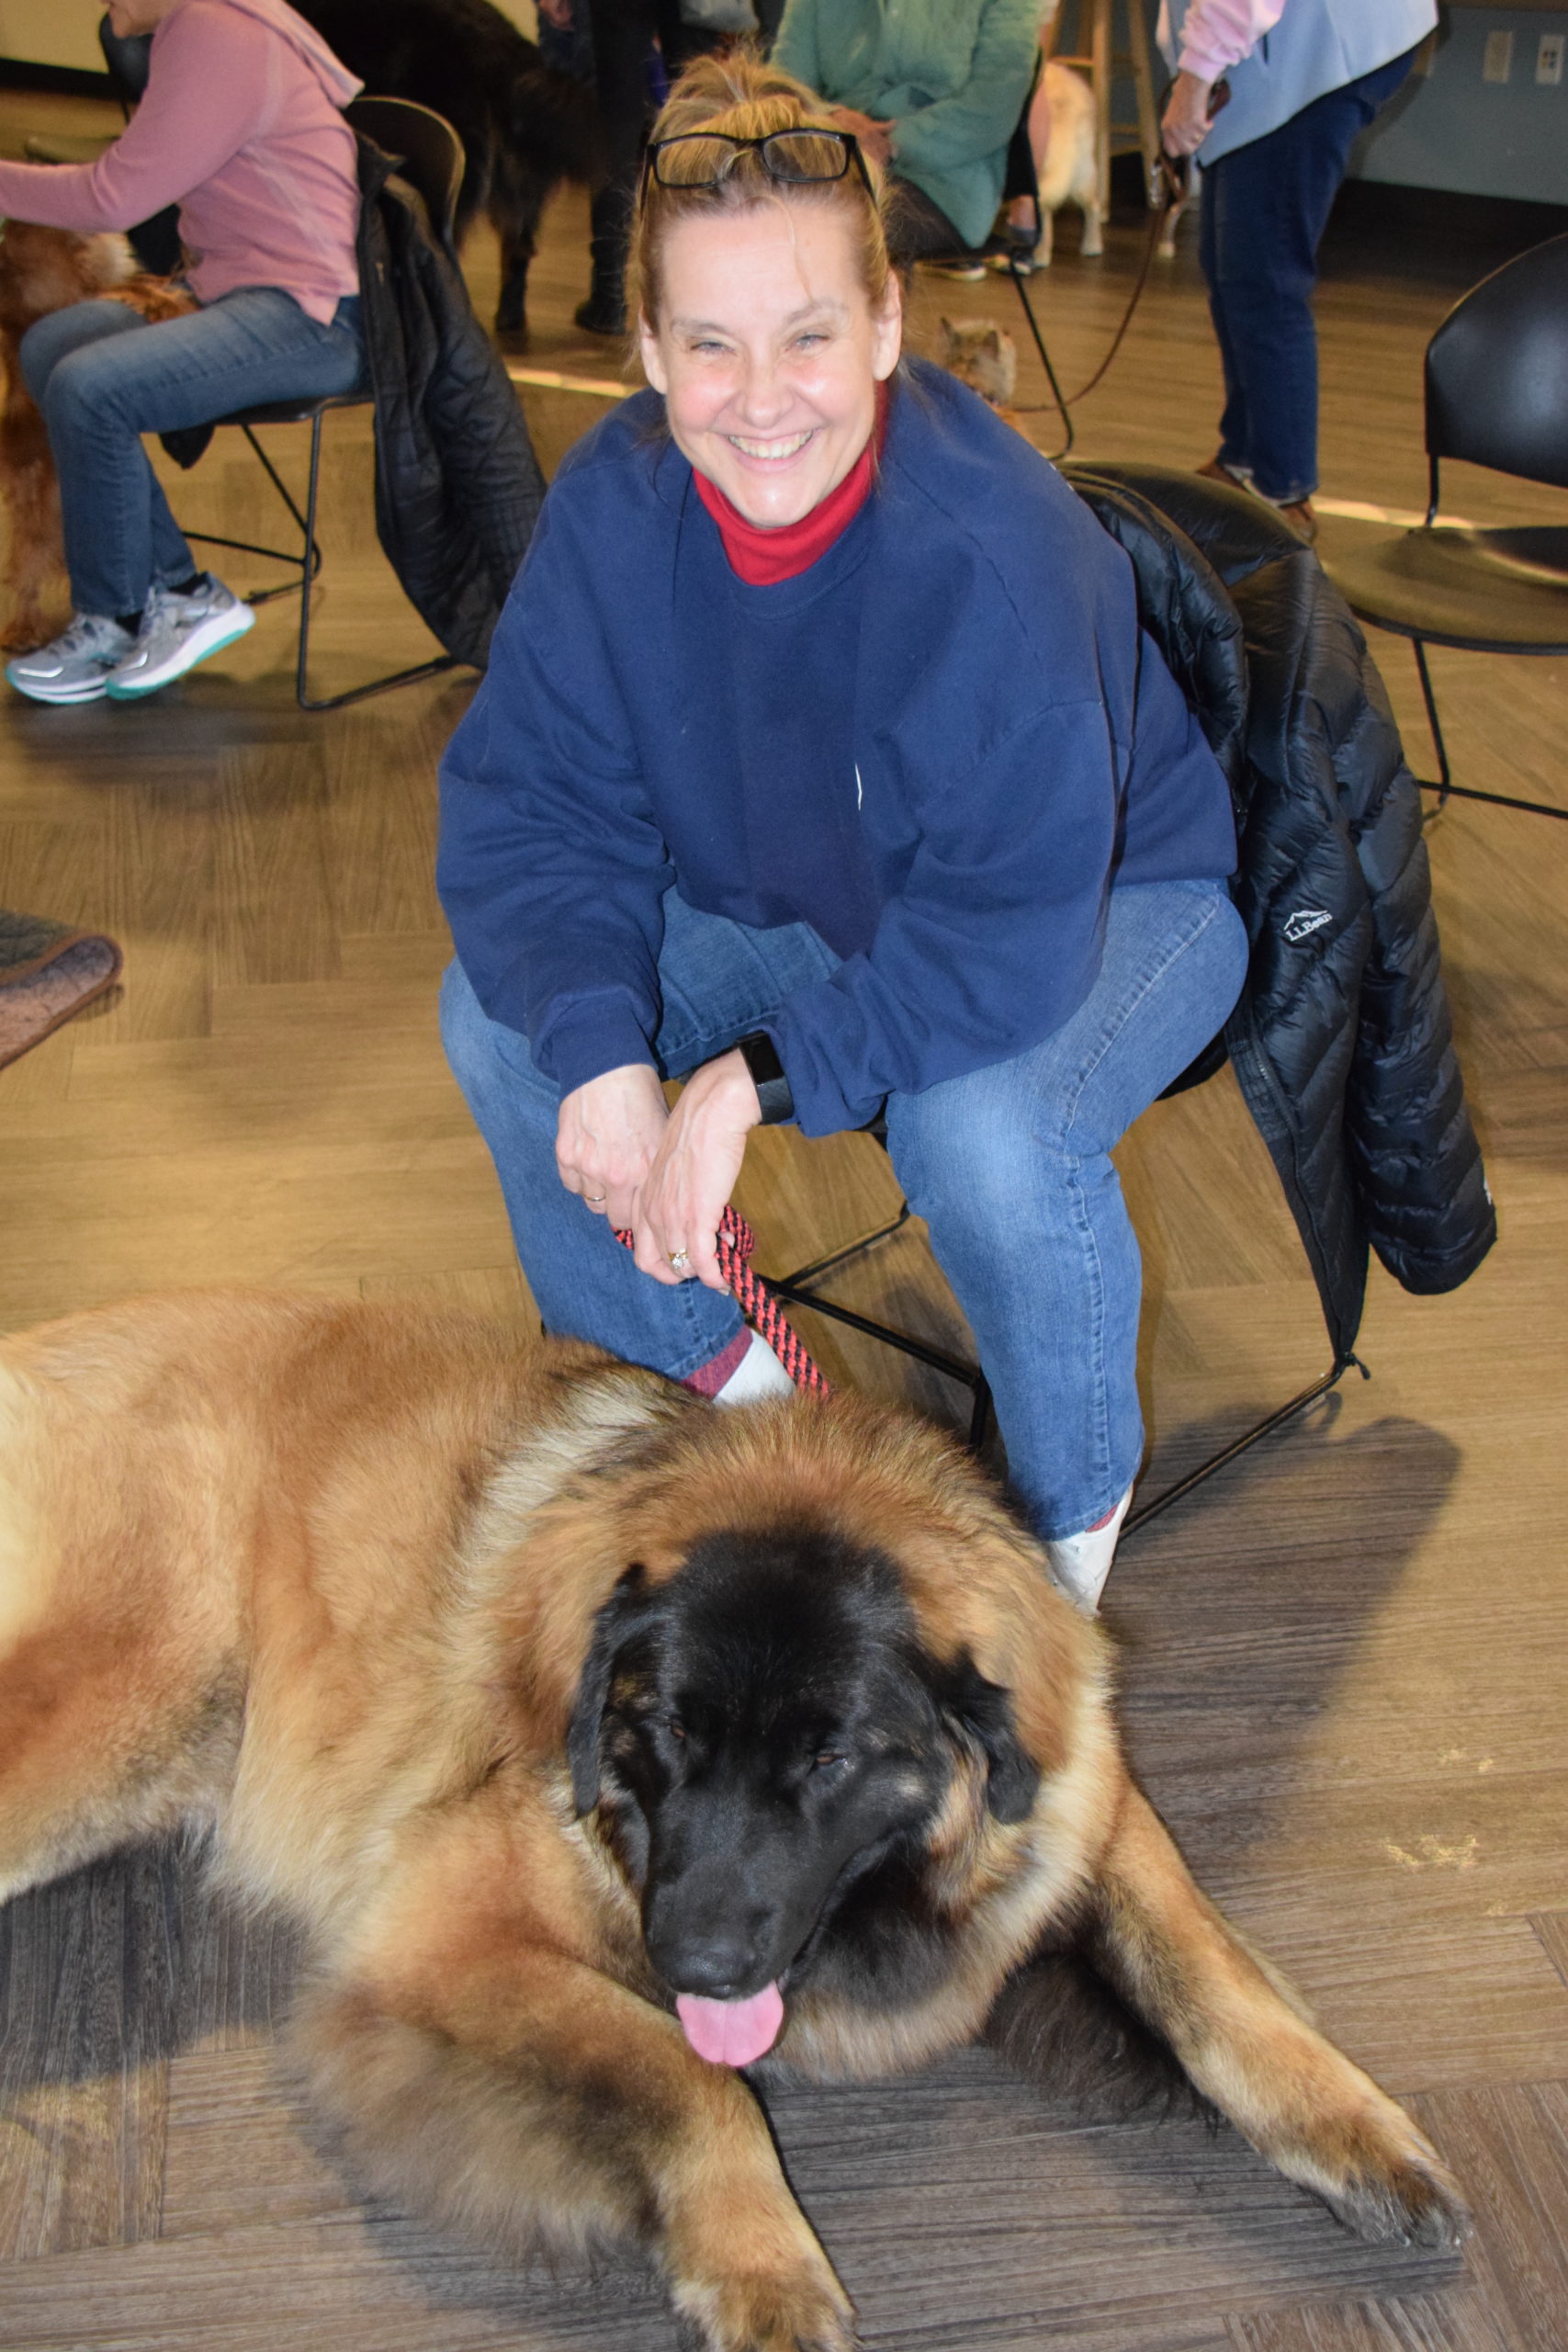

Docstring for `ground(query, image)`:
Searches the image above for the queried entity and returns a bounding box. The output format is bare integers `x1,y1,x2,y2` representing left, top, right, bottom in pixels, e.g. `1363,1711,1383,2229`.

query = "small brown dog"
0,220,193,650
937,316,1022,430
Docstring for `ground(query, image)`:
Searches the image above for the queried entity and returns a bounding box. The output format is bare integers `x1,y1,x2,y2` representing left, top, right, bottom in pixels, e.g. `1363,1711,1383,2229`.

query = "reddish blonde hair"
630,51,895,332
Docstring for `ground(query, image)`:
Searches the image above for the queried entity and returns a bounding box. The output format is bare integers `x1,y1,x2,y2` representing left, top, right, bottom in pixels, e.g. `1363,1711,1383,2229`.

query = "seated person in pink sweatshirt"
0,0,366,705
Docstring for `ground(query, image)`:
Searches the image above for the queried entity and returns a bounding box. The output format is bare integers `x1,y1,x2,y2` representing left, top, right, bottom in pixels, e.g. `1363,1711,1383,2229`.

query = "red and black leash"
615,1206,830,1396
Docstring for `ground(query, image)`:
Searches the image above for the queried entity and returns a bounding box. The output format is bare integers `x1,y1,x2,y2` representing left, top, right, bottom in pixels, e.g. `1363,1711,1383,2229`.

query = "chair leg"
1413,638,1451,802
767,1197,1351,1525
1120,1355,1361,1542
1411,639,1568,823
767,1207,996,1422
188,414,461,710
181,423,321,605
294,411,459,712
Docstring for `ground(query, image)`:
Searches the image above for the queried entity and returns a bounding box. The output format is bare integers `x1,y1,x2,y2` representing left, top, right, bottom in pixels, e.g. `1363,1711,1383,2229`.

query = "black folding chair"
1325,233,1568,825
762,1099,1351,1546
174,96,468,710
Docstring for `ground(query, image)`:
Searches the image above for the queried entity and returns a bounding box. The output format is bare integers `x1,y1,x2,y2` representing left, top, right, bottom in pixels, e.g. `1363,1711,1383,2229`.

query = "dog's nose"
656,1931,763,1999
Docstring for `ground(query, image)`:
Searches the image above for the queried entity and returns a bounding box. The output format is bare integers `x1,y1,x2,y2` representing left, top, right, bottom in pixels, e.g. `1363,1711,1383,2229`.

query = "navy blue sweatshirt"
438,360,1236,1137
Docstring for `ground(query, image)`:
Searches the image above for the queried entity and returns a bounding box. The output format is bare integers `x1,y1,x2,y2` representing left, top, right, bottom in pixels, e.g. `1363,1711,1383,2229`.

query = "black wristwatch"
736,1031,795,1125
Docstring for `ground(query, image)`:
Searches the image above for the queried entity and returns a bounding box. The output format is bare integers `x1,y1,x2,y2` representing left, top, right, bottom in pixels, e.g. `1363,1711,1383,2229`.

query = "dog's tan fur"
0,1292,1467,2351
937,317,1020,423
1030,59,1104,266
0,222,195,650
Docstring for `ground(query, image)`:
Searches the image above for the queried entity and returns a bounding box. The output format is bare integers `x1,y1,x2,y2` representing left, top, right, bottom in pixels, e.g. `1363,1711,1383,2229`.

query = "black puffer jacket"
1063,460,1495,1364
355,139,545,669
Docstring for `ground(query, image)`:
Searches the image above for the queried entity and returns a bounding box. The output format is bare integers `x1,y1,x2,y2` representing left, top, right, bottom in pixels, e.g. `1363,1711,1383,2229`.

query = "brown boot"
1195,457,1317,544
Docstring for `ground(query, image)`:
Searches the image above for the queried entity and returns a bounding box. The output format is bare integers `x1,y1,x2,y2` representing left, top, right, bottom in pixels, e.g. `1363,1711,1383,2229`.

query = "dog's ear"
566,1563,649,1815
940,1651,1041,1824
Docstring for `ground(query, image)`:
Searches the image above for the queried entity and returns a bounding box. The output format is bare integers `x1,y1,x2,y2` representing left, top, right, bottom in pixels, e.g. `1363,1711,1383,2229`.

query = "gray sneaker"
106,575,255,700
6,613,135,705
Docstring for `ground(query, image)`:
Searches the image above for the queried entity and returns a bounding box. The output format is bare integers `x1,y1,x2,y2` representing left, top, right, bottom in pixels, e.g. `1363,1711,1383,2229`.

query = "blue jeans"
1199,49,1416,503
441,878,1248,1541
20,288,367,618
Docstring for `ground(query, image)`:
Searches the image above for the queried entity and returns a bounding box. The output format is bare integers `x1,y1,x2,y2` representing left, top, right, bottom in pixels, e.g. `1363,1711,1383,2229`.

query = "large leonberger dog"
0,1292,1465,2348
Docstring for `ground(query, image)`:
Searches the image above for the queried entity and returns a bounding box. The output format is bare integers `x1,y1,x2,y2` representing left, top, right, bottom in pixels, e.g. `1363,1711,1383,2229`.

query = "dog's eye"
811,1750,850,1776
665,1717,687,1742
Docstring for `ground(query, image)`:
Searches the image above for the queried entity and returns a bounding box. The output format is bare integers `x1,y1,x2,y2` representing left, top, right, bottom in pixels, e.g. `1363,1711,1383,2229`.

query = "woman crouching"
436,52,1247,1611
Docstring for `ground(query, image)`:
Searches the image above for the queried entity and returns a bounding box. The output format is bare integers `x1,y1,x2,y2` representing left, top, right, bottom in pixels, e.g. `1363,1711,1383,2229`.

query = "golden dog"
0,221,194,650
0,1292,1467,2351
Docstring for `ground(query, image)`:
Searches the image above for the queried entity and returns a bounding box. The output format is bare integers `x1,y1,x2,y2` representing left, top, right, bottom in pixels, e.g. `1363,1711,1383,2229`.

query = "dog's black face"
569,1528,1039,2045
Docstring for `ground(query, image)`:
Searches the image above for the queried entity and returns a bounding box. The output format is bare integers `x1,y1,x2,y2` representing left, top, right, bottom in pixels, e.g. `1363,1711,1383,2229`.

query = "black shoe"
574,284,626,337
576,190,627,338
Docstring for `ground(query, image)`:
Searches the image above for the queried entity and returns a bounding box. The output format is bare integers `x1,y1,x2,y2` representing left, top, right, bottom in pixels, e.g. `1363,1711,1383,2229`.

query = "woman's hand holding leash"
632,1050,761,1289
1160,70,1218,159
556,1064,670,1233
558,1054,762,1289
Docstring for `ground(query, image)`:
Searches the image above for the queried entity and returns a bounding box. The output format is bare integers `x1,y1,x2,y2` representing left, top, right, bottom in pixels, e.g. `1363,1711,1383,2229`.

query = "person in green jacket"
771,0,1040,258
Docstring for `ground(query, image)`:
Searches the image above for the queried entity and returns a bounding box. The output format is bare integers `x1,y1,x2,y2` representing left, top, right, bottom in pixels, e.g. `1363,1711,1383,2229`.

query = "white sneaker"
105,575,255,699
6,612,135,705
920,257,987,283
712,1331,795,1406
1044,1485,1134,1612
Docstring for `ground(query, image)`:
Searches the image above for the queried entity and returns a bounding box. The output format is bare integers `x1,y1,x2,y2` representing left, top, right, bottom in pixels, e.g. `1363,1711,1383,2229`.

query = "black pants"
589,0,714,254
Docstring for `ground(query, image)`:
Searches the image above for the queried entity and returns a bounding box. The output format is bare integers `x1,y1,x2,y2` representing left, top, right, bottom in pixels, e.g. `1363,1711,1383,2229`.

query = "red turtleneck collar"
693,381,890,586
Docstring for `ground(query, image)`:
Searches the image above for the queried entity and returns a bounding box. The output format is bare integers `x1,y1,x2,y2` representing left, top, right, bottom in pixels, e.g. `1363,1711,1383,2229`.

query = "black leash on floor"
1015,82,1229,462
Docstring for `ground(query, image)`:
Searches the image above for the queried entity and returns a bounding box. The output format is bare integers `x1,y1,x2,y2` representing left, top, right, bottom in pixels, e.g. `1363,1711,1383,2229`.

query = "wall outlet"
1538,33,1565,86
1483,27,1514,82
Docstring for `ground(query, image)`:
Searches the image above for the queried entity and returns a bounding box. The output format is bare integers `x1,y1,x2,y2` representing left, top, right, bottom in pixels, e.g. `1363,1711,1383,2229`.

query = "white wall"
1353,6,1568,205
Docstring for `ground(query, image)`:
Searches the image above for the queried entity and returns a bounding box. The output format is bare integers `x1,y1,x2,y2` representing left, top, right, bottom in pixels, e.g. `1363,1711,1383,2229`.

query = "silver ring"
584,1193,606,1204
668,1249,691,1272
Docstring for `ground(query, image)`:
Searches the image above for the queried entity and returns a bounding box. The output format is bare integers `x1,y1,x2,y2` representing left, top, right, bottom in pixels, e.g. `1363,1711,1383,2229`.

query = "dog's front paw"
671,2262,857,2352
1309,2106,1471,2251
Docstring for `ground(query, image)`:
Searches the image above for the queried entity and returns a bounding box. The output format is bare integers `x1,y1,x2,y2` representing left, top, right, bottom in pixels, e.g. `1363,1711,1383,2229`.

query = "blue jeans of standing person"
440,876,1249,1543
1199,47,1417,503
19,288,367,621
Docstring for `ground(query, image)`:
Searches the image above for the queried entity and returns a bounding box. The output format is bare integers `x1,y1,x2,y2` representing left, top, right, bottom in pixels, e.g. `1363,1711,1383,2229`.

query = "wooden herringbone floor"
1,80,1566,2351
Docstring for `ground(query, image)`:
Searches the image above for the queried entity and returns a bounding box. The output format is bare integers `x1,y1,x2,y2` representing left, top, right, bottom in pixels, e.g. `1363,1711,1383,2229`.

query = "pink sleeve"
1177,0,1289,82
0,4,272,235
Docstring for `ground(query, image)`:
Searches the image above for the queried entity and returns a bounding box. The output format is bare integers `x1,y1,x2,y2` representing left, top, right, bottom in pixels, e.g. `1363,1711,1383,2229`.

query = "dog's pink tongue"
675,1983,785,2067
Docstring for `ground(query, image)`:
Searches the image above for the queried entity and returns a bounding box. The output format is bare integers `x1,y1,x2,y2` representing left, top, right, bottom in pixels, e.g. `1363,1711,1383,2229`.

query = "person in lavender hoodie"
0,0,366,705
1157,0,1436,541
